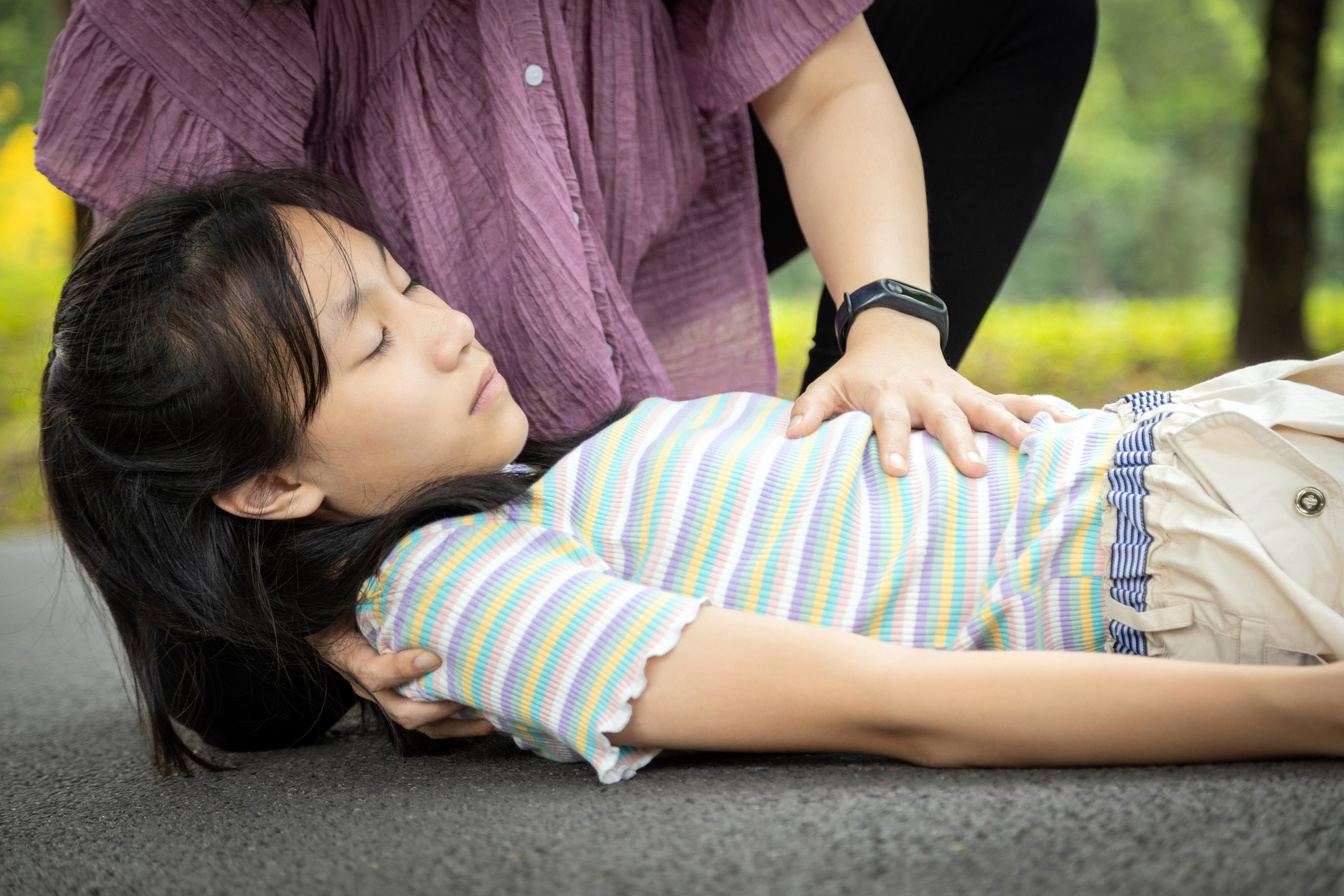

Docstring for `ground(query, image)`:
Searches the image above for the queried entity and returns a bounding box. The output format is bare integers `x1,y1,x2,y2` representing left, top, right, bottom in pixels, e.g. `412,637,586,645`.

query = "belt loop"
1105,598,1194,633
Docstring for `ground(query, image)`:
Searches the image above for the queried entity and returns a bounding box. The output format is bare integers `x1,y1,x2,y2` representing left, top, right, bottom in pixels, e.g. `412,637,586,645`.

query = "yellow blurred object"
0,124,74,271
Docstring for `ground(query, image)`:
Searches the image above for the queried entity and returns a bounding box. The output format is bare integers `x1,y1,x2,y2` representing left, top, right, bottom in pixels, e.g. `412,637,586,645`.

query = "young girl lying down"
42,171,1344,783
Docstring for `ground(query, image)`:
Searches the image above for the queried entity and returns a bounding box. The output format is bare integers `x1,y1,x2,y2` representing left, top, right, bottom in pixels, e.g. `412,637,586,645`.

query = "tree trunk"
1235,0,1329,364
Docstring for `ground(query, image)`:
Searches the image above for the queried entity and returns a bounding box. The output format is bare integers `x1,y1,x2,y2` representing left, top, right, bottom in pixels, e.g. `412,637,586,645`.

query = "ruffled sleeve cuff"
504,598,709,784
358,519,712,784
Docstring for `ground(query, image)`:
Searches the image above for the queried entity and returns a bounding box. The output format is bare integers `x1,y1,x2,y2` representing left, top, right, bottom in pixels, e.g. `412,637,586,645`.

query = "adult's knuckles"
868,373,905,394
355,669,390,692
874,404,911,427
804,382,843,409
387,708,421,728
964,390,1001,410
930,405,969,428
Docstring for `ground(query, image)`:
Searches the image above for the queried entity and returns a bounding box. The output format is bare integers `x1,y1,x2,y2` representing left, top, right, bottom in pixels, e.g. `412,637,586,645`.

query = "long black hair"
40,169,620,775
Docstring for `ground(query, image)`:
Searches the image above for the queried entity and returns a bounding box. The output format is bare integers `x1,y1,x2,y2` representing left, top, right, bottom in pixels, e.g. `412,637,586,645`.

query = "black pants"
754,0,1097,386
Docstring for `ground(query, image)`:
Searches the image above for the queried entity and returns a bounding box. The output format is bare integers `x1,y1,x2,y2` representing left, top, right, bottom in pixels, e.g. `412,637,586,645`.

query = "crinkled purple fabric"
37,0,864,437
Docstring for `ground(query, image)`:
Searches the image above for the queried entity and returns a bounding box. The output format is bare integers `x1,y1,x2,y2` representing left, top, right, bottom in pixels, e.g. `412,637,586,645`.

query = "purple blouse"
37,0,865,437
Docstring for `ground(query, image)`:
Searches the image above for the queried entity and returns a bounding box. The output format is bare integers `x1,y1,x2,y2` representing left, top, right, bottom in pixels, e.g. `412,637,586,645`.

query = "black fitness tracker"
835,278,949,354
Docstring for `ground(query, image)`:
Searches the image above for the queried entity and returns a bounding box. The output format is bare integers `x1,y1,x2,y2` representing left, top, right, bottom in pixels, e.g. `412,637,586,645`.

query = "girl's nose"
428,303,475,371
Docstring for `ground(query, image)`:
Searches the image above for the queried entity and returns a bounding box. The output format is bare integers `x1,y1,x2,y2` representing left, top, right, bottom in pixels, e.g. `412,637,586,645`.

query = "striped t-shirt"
357,393,1123,782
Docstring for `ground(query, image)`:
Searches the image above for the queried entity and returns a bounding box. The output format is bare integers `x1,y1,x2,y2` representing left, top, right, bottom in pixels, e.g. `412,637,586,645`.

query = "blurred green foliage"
0,263,61,527
771,287,1344,404
1005,0,1344,299
0,0,57,142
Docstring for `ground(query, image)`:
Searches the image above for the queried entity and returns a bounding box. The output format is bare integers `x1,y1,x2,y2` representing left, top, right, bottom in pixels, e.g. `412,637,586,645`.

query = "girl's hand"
308,623,497,738
785,308,1074,478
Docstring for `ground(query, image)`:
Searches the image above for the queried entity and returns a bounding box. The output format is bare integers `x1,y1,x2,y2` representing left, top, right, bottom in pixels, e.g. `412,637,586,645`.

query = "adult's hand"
785,308,1074,478
309,623,497,738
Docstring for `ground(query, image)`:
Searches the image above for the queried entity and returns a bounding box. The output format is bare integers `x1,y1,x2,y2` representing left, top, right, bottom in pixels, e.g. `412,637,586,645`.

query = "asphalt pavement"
3,530,1343,896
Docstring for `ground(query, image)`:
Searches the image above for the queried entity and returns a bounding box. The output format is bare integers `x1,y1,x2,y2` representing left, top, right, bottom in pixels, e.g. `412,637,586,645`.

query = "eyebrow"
333,234,388,335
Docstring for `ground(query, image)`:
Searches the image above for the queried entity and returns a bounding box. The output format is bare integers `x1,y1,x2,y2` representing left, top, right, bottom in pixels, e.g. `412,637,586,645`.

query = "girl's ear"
212,471,326,520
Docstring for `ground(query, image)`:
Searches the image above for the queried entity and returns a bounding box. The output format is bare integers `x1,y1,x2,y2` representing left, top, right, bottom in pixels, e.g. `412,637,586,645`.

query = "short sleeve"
357,519,707,784
35,0,317,216
668,0,869,118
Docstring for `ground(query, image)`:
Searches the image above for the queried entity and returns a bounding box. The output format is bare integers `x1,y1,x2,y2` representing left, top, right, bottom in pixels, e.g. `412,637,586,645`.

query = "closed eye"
366,328,392,361
364,279,419,361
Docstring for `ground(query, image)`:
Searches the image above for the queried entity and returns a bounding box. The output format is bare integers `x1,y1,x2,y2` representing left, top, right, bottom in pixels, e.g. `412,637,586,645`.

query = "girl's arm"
610,607,1344,765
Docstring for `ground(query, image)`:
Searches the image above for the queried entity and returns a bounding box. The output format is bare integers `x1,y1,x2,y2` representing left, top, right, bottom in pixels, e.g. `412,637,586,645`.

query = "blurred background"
3,0,1344,528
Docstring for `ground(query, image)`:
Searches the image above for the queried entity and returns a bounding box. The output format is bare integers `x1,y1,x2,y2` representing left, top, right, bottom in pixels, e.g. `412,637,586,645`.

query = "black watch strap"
835,278,949,354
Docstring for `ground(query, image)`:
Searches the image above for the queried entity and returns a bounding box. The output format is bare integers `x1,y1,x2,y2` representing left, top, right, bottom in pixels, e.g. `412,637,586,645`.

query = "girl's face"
285,208,529,517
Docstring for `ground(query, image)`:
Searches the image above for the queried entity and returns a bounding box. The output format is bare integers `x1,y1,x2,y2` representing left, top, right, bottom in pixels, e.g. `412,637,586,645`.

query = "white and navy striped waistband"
1106,390,1174,655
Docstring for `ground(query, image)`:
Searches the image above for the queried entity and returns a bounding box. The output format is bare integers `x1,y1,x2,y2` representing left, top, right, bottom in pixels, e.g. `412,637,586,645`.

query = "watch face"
883,278,943,310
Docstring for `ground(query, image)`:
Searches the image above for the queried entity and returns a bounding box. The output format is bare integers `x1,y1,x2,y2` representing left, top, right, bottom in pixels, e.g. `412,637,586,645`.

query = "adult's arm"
612,607,1344,765
750,17,1072,480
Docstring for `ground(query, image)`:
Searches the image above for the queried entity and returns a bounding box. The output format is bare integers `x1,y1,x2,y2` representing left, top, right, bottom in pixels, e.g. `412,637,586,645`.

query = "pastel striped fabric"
357,393,1123,782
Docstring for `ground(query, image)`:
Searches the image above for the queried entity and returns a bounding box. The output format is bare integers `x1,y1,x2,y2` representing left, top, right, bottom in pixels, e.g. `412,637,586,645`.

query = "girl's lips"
470,363,504,415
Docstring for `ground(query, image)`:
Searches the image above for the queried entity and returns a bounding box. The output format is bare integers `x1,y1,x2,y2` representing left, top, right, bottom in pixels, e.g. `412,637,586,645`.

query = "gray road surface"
3,530,1342,896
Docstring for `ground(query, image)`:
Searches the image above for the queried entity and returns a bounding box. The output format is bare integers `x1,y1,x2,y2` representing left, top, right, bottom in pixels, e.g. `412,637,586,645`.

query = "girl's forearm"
874,648,1343,767
611,607,1344,766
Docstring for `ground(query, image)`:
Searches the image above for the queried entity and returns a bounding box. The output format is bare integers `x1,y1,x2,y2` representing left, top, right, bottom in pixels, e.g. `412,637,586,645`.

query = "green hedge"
0,264,62,527
4,267,1343,528
775,290,1344,404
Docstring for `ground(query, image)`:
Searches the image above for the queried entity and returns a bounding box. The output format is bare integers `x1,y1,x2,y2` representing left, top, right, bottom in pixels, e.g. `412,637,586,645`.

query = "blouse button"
572,210,580,226
1295,487,1326,516
524,64,545,87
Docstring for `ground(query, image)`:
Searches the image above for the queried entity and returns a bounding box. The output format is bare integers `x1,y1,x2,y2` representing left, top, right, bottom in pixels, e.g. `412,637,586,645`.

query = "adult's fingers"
345,643,442,695
310,624,433,694
418,717,500,739
914,396,986,477
995,393,1077,424
786,378,846,438
864,390,914,476
956,390,1037,449
370,689,473,732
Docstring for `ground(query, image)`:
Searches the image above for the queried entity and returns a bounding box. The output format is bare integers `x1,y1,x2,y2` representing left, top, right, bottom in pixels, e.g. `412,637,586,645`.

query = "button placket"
514,19,613,370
